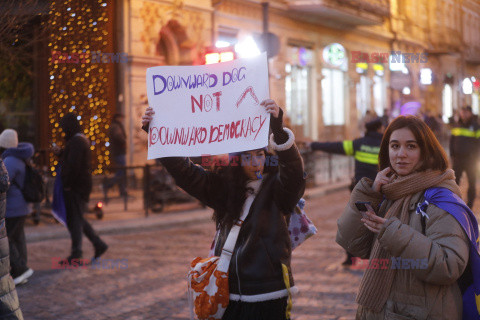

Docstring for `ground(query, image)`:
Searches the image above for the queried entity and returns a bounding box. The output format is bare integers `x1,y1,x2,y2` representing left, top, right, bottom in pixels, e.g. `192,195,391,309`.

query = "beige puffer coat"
0,159,23,319
336,178,470,320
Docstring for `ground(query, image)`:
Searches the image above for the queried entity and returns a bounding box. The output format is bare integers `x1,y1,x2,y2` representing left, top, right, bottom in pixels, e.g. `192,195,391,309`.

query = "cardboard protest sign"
145,53,269,159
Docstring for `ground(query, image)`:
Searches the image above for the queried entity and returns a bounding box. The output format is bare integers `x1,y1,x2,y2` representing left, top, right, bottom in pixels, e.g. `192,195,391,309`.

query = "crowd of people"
0,115,110,285
0,101,478,319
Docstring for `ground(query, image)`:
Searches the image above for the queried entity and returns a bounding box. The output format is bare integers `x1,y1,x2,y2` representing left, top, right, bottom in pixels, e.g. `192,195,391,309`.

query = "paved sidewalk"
25,181,350,243
18,185,358,320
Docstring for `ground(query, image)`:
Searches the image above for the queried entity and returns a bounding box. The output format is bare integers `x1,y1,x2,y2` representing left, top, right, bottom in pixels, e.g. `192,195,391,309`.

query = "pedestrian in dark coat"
103,113,127,200
306,118,384,266
142,99,305,320
0,129,35,285
55,113,108,262
0,158,23,319
449,106,480,208
308,118,384,188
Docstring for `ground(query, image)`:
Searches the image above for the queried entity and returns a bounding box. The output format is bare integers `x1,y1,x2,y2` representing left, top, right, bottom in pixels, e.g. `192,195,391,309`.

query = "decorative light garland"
45,0,113,176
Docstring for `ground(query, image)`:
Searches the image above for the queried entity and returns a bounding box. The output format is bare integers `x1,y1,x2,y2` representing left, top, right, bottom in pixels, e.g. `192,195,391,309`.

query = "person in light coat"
337,115,470,319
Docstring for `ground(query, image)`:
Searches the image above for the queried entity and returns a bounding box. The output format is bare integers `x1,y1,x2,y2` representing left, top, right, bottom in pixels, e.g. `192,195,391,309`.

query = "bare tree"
0,0,50,78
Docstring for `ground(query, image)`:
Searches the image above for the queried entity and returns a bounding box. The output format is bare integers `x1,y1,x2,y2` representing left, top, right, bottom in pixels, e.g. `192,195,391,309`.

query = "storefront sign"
287,46,313,66
145,53,270,159
356,62,368,74
373,64,384,76
323,43,346,67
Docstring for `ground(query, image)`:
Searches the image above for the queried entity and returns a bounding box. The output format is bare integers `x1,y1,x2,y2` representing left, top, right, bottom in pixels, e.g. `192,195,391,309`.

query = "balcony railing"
285,0,389,26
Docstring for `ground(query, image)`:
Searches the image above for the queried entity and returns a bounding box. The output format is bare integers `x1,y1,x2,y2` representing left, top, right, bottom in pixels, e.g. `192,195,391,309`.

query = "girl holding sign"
142,99,305,320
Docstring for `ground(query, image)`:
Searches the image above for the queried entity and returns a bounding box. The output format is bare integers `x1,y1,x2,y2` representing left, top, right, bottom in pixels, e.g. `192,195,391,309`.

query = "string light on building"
44,0,114,176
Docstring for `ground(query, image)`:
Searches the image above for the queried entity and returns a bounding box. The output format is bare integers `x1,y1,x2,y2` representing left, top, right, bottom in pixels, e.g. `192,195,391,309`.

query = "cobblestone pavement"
17,189,363,319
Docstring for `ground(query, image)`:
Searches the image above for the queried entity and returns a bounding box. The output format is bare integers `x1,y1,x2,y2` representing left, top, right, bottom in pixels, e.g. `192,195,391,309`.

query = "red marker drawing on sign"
236,86,259,108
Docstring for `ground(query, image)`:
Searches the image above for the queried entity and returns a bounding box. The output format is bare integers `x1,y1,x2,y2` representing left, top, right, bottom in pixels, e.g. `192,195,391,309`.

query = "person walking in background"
305,118,385,266
0,129,34,285
103,113,127,202
54,113,108,263
0,156,24,319
337,116,472,319
380,108,390,128
357,110,378,134
449,106,480,208
423,109,439,135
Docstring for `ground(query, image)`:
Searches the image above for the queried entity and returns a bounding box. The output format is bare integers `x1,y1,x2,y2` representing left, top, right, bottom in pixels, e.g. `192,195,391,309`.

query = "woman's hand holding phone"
355,201,387,234
372,167,396,193
355,201,374,219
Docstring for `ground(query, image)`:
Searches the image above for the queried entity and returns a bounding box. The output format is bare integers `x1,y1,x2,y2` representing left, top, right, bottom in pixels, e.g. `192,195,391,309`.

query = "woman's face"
389,127,422,176
241,149,266,180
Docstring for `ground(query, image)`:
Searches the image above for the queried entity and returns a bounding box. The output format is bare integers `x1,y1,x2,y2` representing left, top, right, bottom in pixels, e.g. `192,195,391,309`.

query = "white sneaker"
13,268,33,285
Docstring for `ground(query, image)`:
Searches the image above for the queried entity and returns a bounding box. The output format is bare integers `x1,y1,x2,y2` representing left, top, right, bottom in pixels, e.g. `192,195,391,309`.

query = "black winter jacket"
449,118,480,159
60,114,92,202
160,132,305,297
60,134,92,202
108,120,126,157
310,131,382,182
0,160,23,319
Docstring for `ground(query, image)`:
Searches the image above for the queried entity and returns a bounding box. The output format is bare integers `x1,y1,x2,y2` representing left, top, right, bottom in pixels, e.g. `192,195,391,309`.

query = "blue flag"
51,166,67,226
418,187,480,319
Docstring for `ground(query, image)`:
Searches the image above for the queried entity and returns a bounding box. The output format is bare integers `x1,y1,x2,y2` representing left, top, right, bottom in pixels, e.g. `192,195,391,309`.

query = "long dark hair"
213,149,278,229
378,115,449,172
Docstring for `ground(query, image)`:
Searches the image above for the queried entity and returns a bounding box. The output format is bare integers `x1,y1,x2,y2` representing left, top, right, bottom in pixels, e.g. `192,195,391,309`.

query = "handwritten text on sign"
146,53,269,159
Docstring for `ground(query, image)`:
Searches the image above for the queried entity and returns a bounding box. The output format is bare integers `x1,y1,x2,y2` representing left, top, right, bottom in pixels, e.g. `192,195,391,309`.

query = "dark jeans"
64,190,104,257
6,216,28,277
453,157,477,208
104,154,127,197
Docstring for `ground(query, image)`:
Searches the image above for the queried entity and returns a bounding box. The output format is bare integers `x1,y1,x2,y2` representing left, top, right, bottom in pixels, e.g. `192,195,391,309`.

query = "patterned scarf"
356,169,461,312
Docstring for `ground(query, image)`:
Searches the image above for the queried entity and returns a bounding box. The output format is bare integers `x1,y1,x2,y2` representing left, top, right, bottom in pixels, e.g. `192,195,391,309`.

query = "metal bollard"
123,166,128,211
144,164,150,217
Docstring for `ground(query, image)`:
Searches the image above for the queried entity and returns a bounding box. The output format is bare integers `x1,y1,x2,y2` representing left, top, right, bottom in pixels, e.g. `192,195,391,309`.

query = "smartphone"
387,166,395,177
355,201,372,211
355,201,374,219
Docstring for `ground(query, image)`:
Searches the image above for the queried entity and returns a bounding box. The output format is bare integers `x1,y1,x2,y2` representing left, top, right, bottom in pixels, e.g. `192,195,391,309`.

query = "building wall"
118,0,212,166
116,0,480,166
215,0,393,141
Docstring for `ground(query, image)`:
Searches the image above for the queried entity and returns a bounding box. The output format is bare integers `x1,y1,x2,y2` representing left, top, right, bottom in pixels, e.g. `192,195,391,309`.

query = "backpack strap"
216,189,256,273
421,211,427,235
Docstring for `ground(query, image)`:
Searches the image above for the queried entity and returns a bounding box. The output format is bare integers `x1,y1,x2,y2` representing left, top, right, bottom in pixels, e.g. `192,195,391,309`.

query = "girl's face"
389,127,422,176
241,149,266,180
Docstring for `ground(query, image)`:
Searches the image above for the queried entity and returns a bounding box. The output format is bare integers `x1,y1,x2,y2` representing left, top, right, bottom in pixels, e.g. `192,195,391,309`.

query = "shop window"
373,75,385,116
322,68,345,125
472,93,479,115
356,75,370,118
216,26,238,47
285,46,314,138
286,64,312,137
442,84,453,123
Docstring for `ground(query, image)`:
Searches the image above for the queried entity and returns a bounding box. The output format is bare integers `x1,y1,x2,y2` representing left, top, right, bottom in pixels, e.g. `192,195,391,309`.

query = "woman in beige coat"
336,115,470,319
